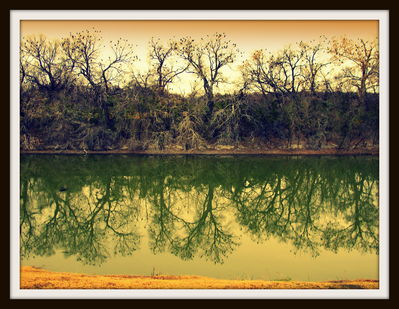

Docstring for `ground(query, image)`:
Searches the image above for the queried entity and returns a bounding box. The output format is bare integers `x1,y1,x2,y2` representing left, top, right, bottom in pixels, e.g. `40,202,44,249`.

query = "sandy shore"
20,267,379,289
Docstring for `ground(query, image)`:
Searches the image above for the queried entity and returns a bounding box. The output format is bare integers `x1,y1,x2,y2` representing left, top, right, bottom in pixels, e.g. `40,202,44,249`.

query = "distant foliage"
20,31,379,151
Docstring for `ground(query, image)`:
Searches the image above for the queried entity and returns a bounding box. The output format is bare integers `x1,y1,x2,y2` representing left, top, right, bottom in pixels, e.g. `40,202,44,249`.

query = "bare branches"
242,50,290,96
148,38,188,94
21,35,76,93
299,37,330,94
174,33,239,108
19,31,380,152
21,32,379,99
61,30,102,88
61,29,135,92
242,42,310,96
329,37,379,97
241,36,378,98
100,38,135,92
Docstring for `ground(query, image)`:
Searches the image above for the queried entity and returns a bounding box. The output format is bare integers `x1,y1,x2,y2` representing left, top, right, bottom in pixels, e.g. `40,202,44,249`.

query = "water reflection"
20,155,379,265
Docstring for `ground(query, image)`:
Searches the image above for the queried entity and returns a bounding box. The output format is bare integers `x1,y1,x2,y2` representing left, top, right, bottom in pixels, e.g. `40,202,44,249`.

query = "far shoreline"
20,148,379,156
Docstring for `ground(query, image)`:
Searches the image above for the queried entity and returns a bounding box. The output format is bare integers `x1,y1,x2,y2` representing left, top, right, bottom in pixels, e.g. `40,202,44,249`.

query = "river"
20,154,379,281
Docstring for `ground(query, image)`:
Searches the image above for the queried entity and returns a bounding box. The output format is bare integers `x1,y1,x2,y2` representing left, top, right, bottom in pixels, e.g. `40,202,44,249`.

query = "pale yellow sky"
21,20,378,94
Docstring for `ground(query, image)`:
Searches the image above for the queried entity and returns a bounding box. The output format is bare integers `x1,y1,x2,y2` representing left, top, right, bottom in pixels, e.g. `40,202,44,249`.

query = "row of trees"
20,30,379,151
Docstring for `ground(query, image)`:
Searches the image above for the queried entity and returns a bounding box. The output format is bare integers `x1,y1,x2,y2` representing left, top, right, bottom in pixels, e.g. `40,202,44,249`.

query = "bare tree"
61,29,134,128
21,35,76,97
241,50,288,96
175,33,239,120
148,38,188,95
299,37,330,94
100,38,135,92
131,70,153,90
329,37,379,100
242,43,306,97
62,29,134,93
61,30,101,88
277,44,305,93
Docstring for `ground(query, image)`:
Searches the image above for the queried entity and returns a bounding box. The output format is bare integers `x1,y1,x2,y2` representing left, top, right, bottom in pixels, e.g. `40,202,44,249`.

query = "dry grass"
20,266,379,289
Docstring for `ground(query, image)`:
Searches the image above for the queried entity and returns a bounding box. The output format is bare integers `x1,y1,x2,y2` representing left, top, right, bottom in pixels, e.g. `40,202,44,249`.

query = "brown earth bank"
20,267,379,289
20,147,379,156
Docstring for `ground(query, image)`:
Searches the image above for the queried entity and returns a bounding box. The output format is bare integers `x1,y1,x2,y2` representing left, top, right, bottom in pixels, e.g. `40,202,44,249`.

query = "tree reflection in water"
20,155,379,265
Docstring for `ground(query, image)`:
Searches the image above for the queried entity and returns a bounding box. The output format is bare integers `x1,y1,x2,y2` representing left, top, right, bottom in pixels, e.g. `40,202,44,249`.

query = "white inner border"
10,10,389,300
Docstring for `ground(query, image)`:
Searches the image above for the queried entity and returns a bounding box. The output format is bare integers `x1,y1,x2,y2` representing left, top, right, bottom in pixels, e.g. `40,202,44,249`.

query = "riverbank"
20,147,378,156
21,267,378,289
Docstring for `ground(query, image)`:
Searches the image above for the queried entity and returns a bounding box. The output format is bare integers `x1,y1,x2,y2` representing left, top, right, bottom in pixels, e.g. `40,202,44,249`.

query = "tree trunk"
204,82,214,123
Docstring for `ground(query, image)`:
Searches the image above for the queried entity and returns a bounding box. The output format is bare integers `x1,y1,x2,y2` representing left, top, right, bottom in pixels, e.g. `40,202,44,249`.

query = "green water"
20,155,379,281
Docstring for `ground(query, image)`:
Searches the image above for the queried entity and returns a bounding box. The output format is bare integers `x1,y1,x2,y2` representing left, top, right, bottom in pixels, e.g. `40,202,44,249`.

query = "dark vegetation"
20,31,379,152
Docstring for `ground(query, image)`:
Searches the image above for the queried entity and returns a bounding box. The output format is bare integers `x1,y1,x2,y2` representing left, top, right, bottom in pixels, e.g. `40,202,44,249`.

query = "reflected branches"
20,155,379,265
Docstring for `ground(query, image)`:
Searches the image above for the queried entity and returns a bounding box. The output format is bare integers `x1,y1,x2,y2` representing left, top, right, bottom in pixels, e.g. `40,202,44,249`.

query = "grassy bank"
21,267,378,289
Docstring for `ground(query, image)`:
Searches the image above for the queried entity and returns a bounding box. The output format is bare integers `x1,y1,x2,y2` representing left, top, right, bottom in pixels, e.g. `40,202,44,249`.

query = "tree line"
20,30,379,151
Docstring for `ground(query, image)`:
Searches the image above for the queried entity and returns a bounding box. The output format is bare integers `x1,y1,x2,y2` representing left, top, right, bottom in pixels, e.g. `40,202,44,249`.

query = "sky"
20,20,379,94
